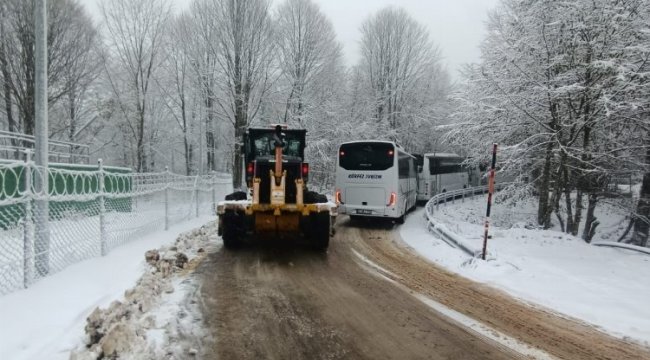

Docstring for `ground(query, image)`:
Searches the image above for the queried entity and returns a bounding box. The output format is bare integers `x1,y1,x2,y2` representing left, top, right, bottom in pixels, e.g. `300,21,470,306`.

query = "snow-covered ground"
0,216,215,360
401,197,650,346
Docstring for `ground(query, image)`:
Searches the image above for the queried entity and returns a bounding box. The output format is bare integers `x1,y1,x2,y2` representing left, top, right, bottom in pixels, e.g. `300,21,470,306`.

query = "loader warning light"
246,162,254,175
388,150,394,156
302,163,309,177
339,150,345,156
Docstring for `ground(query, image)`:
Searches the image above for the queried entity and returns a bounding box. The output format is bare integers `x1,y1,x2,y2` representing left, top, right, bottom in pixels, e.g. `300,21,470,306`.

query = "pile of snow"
0,216,215,360
70,222,218,360
403,197,650,346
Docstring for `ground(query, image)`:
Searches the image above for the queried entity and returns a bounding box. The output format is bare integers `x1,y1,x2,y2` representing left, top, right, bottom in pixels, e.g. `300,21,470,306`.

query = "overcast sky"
85,0,501,79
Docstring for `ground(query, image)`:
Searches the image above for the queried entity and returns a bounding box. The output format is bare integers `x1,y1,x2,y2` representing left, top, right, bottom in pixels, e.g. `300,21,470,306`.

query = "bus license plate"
356,209,372,215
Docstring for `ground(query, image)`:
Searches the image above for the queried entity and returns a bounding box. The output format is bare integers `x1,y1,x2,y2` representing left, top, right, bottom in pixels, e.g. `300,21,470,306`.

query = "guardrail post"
98,159,107,256
462,189,465,203
436,197,439,211
23,150,34,288
452,192,456,204
164,166,169,230
195,175,200,218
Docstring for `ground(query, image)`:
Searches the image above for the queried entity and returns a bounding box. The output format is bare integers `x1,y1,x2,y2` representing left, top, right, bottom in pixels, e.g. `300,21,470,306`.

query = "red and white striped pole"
482,144,498,260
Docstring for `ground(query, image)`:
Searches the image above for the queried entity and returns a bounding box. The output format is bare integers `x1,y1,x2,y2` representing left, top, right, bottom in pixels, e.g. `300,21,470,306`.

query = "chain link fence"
0,156,232,295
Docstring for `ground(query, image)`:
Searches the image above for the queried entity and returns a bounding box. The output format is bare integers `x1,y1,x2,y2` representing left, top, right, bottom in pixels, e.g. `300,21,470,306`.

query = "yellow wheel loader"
217,125,336,250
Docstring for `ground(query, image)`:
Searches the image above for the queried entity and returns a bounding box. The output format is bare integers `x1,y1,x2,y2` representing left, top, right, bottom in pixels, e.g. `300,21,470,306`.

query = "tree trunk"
137,111,145,172
632,147,650,247
1,39,15,133
571,189,584,236
582,193,598,243
537,140,554,227
68,84,76,142
1,37,19,156
562,161,575,234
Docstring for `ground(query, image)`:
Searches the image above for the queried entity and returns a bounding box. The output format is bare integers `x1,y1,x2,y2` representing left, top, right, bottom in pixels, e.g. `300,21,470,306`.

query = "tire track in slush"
347,220,650,360
199,230,521,358
196,217,650,359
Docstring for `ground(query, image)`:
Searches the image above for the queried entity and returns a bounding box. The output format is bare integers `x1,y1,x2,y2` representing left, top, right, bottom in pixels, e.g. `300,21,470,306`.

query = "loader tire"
310,212,330,251
305,191,327,204
225,191,247,201
222,210,242,249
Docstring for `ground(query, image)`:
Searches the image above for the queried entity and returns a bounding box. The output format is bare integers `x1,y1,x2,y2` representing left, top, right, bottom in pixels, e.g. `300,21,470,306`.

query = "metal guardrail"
423,183,513,257
0,130,90,164
591,242,650,255
423,183,649,257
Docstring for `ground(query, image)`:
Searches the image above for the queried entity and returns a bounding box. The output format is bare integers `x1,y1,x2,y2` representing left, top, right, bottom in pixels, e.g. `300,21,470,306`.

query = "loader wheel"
310,212,330,251
222,210,242,249
305,191,327,204
225,191,247,201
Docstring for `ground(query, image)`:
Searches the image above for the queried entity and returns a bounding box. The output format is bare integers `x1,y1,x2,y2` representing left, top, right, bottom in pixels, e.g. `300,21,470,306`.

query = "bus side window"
399,156,409,179
409,158,416,178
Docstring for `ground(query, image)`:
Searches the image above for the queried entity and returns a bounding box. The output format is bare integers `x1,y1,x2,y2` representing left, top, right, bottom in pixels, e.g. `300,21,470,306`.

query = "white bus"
416,153,473,202
335,141,417,224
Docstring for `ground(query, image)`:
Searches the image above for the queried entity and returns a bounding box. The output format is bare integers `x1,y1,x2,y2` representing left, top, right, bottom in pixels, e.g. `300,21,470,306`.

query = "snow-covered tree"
358,7,451,152
274,0,342,125
449,0,650,243
194,0,275,187
1,0,99,136
100,0,172,172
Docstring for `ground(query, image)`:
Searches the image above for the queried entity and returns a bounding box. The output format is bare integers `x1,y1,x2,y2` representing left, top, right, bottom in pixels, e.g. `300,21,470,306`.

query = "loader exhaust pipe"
273,125,285,186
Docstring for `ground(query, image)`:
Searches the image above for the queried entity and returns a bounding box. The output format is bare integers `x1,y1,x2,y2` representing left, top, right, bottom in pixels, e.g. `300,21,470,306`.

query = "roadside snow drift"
70,222,218,360
402,198,650,346
0,216,215,360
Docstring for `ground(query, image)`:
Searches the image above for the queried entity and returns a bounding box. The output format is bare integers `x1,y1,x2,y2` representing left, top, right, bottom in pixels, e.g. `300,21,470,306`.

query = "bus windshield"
339,142,394,171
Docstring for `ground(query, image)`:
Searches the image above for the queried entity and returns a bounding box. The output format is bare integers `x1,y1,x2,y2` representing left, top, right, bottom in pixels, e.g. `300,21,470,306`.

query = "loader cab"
244,127,306,164
244,126,309,203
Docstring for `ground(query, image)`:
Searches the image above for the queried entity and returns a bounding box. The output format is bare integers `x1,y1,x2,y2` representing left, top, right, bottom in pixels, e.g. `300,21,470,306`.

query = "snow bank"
402,198,650,346
0,216,214,360
69,222,218,360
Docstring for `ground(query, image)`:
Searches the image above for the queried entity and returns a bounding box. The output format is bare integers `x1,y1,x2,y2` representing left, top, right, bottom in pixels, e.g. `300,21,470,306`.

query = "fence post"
23,150,34,288
164,166,169,231
195,175,200,218
98,159,107,256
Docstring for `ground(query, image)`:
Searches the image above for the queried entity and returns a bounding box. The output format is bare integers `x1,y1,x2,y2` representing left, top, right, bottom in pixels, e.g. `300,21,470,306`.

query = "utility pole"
34,0,50,276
